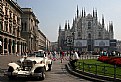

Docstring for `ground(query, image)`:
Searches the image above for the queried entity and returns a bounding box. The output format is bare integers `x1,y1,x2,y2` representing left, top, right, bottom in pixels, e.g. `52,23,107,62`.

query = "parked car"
5,50,52,80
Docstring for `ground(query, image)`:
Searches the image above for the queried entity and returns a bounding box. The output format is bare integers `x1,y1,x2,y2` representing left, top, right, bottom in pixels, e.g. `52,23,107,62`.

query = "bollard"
114,65,116,81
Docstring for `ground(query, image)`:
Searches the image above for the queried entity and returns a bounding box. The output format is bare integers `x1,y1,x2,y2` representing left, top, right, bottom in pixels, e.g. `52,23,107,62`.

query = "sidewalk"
0,55,21,70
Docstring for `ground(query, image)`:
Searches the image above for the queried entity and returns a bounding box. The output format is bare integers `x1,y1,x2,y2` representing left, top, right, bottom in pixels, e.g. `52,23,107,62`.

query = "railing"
76,61,121,81
79,55,100,59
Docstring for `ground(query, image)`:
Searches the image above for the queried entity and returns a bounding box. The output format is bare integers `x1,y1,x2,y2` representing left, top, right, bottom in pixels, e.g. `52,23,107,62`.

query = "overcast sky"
17,0,121,42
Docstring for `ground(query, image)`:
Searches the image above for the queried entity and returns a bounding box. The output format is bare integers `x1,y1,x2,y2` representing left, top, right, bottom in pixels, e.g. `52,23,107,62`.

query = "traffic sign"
66,36,73,46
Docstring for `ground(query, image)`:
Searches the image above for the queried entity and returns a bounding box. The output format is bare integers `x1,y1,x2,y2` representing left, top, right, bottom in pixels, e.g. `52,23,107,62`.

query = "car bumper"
5,72,43,77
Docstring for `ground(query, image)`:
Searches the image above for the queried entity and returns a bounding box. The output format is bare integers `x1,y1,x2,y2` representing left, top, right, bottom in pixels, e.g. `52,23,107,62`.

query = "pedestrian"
70,51,79,69
60,51,64,63
52,51,56,61
47,51,50,58
77,51,81,57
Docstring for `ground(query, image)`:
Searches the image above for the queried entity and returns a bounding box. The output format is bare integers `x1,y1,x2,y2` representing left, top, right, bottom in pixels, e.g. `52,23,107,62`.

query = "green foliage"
75,59,121,79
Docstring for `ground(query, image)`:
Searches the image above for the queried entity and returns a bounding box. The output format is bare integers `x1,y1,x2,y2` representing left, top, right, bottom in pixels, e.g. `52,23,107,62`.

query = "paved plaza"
0,55,91,82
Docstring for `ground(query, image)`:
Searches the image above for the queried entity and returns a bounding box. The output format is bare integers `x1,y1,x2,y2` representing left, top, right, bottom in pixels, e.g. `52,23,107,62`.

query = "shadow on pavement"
0,75,44,82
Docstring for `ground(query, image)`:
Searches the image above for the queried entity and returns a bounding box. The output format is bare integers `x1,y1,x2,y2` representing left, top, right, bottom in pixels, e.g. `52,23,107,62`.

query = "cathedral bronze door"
88,45,92,51
87,39,93,51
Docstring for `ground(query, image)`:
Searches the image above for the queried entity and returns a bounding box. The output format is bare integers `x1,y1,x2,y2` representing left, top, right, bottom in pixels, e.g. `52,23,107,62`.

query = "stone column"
15,40,17,54
19,42,21,55
25,43,27,52
10,41,12,55
2,38,4,55
6,39,9,55
24,43,25,52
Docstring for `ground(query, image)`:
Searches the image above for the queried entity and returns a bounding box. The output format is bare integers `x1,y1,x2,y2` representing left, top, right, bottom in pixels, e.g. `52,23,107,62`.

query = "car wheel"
41,70,45,80
38,67,45,80
8,67,17,80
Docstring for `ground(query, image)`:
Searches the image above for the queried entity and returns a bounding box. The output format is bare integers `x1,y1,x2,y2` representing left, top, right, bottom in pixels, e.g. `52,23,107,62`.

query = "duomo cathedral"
58,6,116,52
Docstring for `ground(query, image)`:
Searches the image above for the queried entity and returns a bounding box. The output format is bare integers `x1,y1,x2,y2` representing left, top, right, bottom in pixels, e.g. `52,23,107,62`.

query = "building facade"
0,0,27,55
38,30,51,51
58,7,117,52
38,30,46,51
50,42,58,51
117,40,121,53
0,0,51,55
46,38,51,52
21,8,39,52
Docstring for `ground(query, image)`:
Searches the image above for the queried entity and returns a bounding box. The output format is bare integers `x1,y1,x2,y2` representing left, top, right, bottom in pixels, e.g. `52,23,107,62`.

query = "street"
0,55,91,82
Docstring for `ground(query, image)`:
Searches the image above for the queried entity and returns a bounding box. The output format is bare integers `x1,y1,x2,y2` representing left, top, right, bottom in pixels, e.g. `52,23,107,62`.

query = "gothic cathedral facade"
58,6,116,52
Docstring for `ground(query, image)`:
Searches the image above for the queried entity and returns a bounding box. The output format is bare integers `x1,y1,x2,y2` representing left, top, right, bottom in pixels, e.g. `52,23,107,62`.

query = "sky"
16,0,121,42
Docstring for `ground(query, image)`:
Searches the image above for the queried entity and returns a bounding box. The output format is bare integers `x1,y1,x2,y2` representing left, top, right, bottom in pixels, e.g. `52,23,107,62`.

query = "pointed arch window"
98,32,101,37
88,21,91,29
88,33,91,39
78,32,81,37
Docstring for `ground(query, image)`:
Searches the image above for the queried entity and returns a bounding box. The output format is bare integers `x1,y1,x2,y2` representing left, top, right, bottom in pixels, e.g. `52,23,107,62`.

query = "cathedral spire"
107,24,109,32
72,18,75,26
109,21,114,39
102,14,104,28
93,8,95,17
109,21,113,32
59,24,61,32
65,20,67,31
68,20,70,29
82,8,83,17
59,24,61,30
84,8,86,17
95,9,97,19
77,5,79,18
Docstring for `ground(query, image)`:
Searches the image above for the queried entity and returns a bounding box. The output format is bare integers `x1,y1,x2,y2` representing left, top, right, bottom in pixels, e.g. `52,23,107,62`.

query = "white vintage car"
5,50,52,80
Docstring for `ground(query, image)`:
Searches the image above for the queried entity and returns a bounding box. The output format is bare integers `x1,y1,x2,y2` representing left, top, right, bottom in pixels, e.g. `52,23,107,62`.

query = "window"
25,22,27,31
4,21,8,32
13,14,15,19
13,27,15,35
88,21,91,29
98,32,101,37
5,9,7,15
0,16,2,30
21,22,23,31
9,11,12,19
78,32,81,37
9,24,12,33
17,27,19,37
88,33,91,39
0,22,2,30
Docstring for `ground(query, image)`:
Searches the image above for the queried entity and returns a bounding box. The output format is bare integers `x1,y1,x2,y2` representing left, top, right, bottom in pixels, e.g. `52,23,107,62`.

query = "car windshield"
34,51,44,57
28,53,36,57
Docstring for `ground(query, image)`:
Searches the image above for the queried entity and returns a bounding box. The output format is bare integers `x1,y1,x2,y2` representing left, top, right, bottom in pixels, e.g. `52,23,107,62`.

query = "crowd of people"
18,50,80,63
47,51,80,60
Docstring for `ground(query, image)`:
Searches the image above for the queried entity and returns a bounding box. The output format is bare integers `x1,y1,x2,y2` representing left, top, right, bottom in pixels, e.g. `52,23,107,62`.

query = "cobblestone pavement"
0,55,91,82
